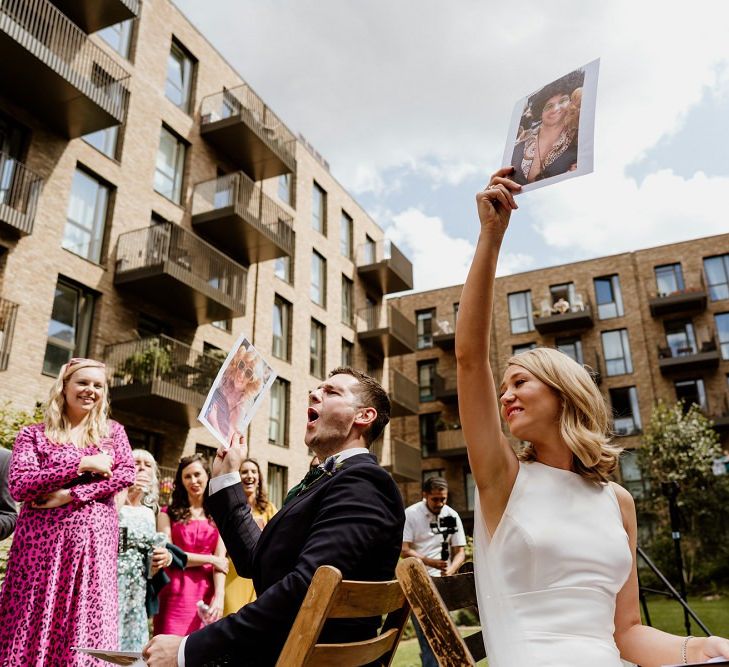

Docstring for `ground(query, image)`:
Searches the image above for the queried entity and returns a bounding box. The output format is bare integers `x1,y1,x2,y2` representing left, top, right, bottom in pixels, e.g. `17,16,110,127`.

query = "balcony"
0,0,130,137
657,337,721,376
356,240,413,295
49,0,139,33
0,298,19,371
356,304,416,357
533,294,594,335
649,285,707,317
374,437,420,482
389,368,419,417
0,153,43,235
200,85,296,181
191,172,294,264
105,335,219,426
433,373,458,403
436,429,467,457
114,222,247,325
711,395,729,432
433,315,456,350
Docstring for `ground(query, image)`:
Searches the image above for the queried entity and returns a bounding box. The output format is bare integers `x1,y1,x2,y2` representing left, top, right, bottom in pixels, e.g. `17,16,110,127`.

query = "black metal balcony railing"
48,0,139,33
356,304,417,357
657,334,720,375
200,85,296,180
533,294,594,334
115,222,247,324
0,0,130,135
191,172,294,263
0,152,43,235
0,298,19,371
356,239,414,295
105,335,220,425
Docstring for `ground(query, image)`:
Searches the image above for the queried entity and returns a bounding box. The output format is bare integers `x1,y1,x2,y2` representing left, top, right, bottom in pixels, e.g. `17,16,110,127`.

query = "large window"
508,291,534,334
272,295,291,361
310,319,326,378
154,126,186,203
83,126,120,160
601,329,633,376
43,279,95,376
274,256,292,284
165,39,194,112
675,378,707,411
311,251,326,307
655,263,684,296
716,313,729,360
63,168,109,263
278,173,293,206
556,336,583,364
267,463,288,509
418,360,437,402
464,468,475,511
664,319,697,356
268,378,290,447
416,309,435,349
362,235,376,264
420,413,440,457
341,338,354,367
312,182,326,234
594,275,624,319
620,450,647,499
704,254,729,301
341,275,354,326
340,211,353,259
98,20,133,59
512,342,536,355
609,386,641,436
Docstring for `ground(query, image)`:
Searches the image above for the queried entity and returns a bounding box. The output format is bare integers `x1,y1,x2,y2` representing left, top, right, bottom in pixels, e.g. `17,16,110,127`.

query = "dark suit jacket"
185,453,405,667
0,448,16,540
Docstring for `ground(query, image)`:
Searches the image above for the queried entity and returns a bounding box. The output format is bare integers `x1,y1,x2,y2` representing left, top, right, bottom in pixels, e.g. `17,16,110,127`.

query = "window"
43,279,95,376
620,450,647,499
154,126,186,203
83,126,119,160
310,251,326,307
655,263,684,296
362,235,376,264
98,20,133,58
272,295,292,361
269,378,290,447
609,386,641,436
341,275,354,326
340,211,353,259
310,319,326,378
704,254,729,301
212,319,231,332
601,329,633,376
549,282,576,307
267,463,288,509
594,275,624,319
278,173,293,206
664,319,697,356
716,313,729,360
675,378,707,411
508,291,534,334
423,469,445,484
464,468,475,511
556,336,583,364
274,256,292,284
165,39,194,112
341,338,353,367
63,168,109,263
416,309,435,349
366,355,382,381
420,413,440,457
512,342,536,355
312,182,326,234
418,360,437,402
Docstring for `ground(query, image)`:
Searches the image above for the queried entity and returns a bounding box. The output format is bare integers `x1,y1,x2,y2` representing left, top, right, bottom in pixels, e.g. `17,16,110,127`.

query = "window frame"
340,210,353,259
609,386,642,436
310,250,327,307
63,166,111,264
508,290,534,334
341,275,354,327
311,181,327,235
704,254,729,302
601,328,633,376
267,463,288,510
416,308,435,349
272,294,292,361
268,377,290,447
165,38,195,112
309,318,326,379
593,274,624,320
154,125,186,204
418,359,437,402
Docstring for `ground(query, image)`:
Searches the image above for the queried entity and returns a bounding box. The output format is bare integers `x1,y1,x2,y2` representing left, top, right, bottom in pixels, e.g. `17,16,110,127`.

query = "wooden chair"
275,565,410,667
396,557,486,667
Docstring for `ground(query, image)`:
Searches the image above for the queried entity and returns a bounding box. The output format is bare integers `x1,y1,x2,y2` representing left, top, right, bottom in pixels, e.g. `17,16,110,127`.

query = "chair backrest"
396,557,485,667
276,565,410,667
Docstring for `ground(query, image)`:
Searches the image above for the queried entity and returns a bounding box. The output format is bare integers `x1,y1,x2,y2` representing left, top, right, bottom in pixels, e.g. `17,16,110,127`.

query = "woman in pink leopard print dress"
0,358,135,666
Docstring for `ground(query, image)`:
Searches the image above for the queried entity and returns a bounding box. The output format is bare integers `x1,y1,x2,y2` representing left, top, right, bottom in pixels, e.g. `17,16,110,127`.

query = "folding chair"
276,565,410,666
396,557,486,667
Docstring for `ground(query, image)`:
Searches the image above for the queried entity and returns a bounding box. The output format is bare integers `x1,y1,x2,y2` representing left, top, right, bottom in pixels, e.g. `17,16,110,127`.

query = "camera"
430,515,458,561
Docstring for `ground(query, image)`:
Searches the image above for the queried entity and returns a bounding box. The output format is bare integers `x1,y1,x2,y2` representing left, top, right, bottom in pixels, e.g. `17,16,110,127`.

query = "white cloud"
496,252,536,277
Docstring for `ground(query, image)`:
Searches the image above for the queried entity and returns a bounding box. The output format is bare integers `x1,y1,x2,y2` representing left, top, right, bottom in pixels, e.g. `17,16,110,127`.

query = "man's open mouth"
307,408,319,423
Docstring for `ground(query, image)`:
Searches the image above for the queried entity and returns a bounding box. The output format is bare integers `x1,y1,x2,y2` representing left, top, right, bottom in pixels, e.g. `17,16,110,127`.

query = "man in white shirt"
401,476,466,667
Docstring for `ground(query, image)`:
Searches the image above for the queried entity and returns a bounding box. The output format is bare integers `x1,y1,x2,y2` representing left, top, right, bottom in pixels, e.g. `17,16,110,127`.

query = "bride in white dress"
455,166,729,667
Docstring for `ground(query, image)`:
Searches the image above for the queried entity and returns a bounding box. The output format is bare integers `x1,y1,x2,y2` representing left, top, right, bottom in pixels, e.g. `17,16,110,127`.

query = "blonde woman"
0,358,135,666
457,168,729,666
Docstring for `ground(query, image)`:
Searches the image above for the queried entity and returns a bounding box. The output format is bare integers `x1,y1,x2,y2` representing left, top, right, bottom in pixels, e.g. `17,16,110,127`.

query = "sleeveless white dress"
473,461,633,667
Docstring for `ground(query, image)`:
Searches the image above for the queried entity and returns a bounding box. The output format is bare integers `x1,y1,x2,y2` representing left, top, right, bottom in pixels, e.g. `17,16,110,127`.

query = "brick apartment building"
0,0,422,507
390,235,729,532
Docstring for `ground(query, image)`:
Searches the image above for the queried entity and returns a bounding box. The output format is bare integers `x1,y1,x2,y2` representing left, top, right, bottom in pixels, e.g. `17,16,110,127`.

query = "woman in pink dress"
153,454,227,635
0,358,135,666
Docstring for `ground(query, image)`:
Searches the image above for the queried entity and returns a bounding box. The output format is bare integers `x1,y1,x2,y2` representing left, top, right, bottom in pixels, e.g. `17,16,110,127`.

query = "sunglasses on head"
236,359,255,380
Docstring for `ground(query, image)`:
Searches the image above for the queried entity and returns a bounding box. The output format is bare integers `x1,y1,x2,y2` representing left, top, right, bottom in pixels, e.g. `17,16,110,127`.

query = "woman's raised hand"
476,166,521,234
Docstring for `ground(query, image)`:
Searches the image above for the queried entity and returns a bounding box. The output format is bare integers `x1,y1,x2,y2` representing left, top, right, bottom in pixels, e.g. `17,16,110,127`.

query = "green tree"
0,401,44,450
638,400,729,588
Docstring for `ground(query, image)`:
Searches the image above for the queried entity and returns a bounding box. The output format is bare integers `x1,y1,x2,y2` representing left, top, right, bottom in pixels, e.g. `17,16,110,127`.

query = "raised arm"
455,168,521,531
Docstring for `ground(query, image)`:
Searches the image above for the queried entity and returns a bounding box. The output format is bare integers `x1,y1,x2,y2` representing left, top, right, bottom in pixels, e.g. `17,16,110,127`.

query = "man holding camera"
401,476,466,666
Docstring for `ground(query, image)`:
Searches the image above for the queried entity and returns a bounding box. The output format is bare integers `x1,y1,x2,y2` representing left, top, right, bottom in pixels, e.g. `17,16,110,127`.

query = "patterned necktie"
282,456,336,507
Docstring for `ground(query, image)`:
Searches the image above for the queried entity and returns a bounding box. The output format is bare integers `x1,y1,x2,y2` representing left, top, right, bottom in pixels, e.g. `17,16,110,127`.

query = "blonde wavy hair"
506,347,622,484
44,358,110,447
131,448,160,513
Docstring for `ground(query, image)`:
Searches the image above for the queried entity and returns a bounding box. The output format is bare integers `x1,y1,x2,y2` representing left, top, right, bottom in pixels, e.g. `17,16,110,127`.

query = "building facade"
390,234,729,532
0,0,421,506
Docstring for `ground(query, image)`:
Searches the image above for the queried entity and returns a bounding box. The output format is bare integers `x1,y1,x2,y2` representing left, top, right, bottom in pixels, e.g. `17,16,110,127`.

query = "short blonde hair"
44,358,110,447
132,448,160,513
506,347,621,484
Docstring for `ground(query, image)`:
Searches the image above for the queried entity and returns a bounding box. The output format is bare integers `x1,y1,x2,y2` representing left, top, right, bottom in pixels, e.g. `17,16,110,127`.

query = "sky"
174,0,729,293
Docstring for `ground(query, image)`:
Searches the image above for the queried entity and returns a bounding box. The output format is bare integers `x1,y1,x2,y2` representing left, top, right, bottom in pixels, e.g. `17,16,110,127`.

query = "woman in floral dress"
0,358,135,666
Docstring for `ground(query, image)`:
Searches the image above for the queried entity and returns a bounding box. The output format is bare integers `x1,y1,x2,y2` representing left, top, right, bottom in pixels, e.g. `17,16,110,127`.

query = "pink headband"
62,358,106,380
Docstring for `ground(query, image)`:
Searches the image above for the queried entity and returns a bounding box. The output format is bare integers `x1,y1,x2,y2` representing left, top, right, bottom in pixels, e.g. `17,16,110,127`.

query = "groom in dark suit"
144,367,405,666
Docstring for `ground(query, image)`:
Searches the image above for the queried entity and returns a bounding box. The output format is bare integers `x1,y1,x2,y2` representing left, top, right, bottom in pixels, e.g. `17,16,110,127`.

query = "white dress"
473,461,633,667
